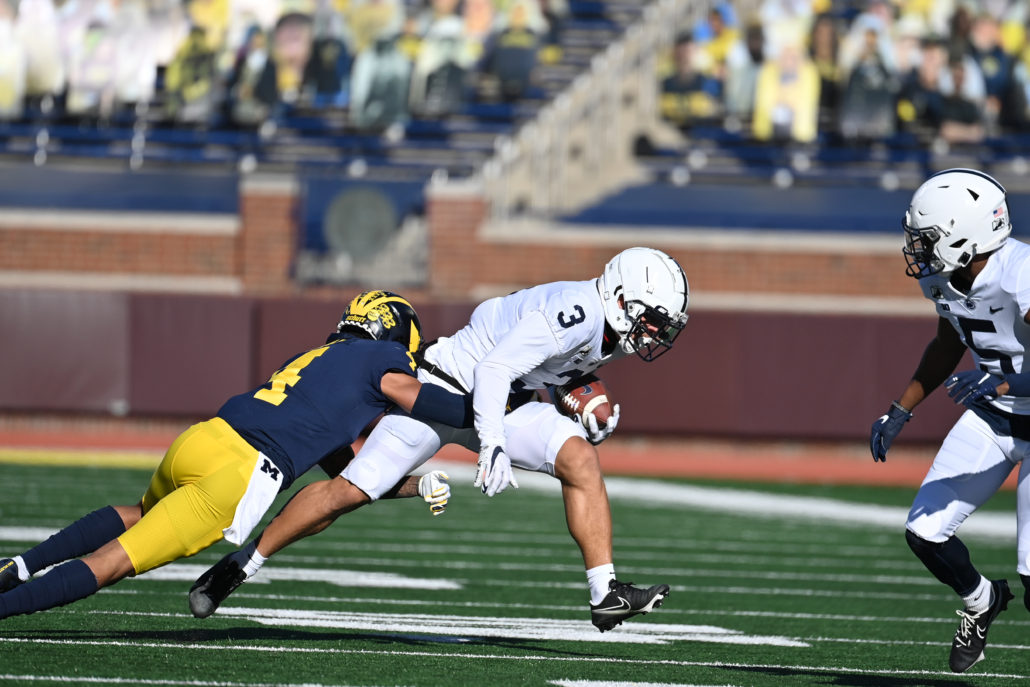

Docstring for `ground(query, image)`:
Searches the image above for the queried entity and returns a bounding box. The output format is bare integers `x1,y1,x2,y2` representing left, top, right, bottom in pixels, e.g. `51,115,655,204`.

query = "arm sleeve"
409,383,475,428
473,308,562,447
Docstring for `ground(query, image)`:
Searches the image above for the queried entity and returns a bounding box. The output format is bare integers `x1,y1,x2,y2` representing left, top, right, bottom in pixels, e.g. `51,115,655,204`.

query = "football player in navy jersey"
0,291,470,620
870,169,1030,673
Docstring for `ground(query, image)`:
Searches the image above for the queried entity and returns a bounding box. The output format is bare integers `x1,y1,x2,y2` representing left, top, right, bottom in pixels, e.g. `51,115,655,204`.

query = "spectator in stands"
696,3,738,99
968,12,1014,135
897,37,947,136
225,27,279,127
939,55,986,144
752,38,820,143
481,1,542,103
724,21,765,120
302,12,353,107
538,0,568,64
410,15,471,115
15,0,64,114
164,25,218,124
112,0,158,113
660,32,720,129
271,12,314,105
0,0,26,120
349,0,404,55
64,15,120,119
350,32,411,130
839,26,899,141
462,0,494,45
186,0,229,55
809,13,842,134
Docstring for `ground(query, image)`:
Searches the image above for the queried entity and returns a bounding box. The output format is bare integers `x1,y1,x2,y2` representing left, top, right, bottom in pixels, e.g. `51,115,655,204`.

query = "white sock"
586,563,616,606
228,541,267,579
963,575,992,613
12,555,30,582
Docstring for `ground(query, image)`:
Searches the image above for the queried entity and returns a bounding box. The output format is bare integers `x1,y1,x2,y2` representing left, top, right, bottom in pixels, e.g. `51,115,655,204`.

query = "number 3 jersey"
216,337,416,489
424,279,624,448
919,238,1030,415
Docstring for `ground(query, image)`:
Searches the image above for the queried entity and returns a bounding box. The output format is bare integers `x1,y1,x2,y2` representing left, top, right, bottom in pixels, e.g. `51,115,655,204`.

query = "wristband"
1004,373,1030,397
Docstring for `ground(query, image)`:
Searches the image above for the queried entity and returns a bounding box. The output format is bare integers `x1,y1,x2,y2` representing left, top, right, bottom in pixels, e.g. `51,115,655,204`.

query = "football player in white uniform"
189,247,689,632
870,169,1029,673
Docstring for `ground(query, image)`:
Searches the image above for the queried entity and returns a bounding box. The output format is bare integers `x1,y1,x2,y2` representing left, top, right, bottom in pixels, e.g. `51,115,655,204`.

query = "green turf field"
0,459,1027,686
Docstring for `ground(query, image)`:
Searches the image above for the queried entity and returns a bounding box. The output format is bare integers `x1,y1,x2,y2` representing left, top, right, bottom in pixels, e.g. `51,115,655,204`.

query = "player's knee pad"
905,528,980,596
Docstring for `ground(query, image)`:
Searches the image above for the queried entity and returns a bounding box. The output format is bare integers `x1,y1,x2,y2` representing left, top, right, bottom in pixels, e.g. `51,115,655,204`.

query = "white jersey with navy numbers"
424,279,623,448
919,239,1030,414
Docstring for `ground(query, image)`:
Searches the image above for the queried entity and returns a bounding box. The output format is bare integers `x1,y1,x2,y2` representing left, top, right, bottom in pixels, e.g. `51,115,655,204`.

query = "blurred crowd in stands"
659,0,1030,147
0,0,568,130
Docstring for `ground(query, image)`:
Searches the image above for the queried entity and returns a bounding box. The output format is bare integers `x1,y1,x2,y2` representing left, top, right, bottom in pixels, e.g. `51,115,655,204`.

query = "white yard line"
0,638,1026,681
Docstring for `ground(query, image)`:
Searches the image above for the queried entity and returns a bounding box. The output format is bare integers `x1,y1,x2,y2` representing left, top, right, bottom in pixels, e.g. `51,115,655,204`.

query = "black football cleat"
949,579,1014,673
590,579,670,632
1021,574,1030,614
189,553,247,619
0,558,23,593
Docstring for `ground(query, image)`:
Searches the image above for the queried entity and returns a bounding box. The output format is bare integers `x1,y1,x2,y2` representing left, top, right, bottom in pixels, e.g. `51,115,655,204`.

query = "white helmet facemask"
903,168,1011,278
598,247,689,361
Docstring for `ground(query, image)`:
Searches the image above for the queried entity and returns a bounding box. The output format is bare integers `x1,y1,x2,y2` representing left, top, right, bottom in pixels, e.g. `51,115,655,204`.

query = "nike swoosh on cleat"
595,597,631,613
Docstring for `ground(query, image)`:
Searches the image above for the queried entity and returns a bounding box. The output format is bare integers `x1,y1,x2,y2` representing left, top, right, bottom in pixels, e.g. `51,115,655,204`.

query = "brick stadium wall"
0,172,917,302
0,170,939,442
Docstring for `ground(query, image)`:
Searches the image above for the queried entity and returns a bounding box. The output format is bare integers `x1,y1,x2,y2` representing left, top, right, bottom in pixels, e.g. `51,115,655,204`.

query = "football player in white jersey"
189,247,689,632
870,168,1030,673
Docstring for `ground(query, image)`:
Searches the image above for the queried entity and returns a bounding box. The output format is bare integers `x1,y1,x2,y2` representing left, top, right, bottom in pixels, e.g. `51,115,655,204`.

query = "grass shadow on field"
726,666,976,687
9,626,601,657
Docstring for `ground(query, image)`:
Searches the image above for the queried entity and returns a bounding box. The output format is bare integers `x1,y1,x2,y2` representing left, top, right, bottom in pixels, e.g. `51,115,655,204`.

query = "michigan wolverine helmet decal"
336,290,423,354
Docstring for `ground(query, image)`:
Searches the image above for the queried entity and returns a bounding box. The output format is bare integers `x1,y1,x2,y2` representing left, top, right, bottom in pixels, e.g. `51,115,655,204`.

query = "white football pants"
342,369,587,501
906,409,1030,576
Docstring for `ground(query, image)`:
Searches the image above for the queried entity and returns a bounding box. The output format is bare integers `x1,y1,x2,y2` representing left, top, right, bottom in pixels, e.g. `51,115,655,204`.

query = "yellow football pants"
118,417,259,575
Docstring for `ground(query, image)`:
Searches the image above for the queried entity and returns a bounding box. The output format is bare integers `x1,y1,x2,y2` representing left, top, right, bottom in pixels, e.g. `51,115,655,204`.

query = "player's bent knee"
325,476,371,516
553,437,601,486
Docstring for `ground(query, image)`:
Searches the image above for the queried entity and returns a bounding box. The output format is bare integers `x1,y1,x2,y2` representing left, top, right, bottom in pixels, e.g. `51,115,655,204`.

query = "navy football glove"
870,401,912,462
945,370,1001,407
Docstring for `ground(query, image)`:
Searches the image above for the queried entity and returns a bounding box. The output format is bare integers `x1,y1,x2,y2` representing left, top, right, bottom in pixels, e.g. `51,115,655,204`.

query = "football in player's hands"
553,374,614,429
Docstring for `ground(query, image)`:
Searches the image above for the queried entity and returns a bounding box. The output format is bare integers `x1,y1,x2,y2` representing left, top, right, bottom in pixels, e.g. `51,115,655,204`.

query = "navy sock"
0,560,98,619
22,506,125,574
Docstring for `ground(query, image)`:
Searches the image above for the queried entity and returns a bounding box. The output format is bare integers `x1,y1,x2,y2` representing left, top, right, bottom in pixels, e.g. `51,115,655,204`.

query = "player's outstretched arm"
381,373,474,428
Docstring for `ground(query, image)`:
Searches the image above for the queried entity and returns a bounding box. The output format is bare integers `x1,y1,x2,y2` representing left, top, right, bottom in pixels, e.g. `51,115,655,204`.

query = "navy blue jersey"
217,337,416,489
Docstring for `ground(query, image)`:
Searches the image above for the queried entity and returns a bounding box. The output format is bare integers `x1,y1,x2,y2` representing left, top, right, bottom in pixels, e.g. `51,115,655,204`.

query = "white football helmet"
597,247,689,361
903,168,1011,278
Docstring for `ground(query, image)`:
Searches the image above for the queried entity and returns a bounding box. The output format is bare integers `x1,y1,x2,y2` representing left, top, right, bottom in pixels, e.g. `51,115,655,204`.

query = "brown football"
553,374,613,428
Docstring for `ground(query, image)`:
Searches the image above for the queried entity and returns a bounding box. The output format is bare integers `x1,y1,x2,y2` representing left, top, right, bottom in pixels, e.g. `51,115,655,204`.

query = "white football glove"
418,470,450,516
474,444,519,497
585,403,620,445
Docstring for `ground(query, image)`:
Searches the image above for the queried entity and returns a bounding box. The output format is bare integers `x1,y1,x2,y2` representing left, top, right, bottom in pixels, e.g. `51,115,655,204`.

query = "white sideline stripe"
0,677,357,687
551,682,739,687
432,462,1017,541
552,682,739,687
214,608,808,647
1,639,1026,681
806,636,1030,651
